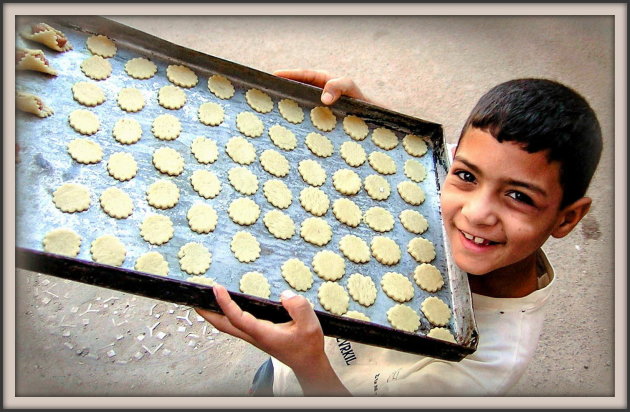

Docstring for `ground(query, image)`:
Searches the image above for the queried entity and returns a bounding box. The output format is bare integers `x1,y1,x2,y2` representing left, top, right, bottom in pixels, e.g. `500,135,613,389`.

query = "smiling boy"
196,73,603,396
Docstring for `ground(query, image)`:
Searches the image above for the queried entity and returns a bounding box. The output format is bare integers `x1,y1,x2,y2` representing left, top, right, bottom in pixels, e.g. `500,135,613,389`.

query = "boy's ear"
551,197,592,239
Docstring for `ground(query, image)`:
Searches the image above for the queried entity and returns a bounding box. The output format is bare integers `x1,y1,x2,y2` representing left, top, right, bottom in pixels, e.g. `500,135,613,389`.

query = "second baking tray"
15,15,478,360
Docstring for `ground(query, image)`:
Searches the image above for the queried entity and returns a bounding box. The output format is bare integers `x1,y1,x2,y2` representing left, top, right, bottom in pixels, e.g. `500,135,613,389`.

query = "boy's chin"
454,258,493,276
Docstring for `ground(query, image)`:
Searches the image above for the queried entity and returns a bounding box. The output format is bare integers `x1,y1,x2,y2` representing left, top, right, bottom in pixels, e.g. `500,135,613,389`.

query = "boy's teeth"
474,237,485,244
463,232,474,240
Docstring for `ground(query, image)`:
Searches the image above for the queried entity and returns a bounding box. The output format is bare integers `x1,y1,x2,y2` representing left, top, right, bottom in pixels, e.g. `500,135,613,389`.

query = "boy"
196,70,603,396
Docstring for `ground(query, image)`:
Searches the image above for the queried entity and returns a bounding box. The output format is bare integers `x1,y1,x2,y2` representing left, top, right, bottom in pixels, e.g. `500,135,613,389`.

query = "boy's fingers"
194,307,256,343
280,290,320,329
323,77,365,102
212,284,266,341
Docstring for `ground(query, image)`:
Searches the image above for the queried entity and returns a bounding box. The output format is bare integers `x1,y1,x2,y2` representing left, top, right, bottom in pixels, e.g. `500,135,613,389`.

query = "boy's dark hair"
460,78,603,208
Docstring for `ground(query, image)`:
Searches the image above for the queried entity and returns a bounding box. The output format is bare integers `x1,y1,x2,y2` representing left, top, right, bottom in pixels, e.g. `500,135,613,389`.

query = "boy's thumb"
280,290,317,324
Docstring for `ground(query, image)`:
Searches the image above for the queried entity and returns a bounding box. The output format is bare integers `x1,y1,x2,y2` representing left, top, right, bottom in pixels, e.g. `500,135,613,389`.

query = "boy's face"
440,127,566,276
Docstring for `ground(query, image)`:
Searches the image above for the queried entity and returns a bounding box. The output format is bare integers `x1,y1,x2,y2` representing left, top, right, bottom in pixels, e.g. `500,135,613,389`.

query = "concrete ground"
13,13,617,401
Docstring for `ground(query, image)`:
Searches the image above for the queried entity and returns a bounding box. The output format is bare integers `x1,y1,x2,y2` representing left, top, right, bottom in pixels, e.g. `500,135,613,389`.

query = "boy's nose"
461,189,499,227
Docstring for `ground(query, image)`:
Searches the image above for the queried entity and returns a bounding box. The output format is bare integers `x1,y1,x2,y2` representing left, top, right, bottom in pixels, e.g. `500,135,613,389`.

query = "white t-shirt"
272,250,555,396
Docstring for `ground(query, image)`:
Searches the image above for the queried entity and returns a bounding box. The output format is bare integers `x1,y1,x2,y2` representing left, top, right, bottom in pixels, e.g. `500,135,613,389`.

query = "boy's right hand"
273,69,369,105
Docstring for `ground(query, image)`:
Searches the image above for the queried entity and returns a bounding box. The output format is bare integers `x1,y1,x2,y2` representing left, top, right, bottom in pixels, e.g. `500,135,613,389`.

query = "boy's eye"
454,170,475,183
507,191,534,205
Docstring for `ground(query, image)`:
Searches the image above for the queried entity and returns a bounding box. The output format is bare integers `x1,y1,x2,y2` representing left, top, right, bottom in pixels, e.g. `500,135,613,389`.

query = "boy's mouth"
460,230,500,246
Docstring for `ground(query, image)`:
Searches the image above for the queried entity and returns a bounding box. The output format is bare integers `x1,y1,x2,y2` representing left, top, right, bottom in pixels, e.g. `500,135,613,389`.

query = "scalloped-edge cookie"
198,102,225,126
16,92,53,118
368,151,397,175
402,134,428,157
404,159,427,182
340,141,366,167
153,147,184,176
268,124,297,151
100,187,133,219
299,187,330,217
260,149,290,177
135,251,169,276
125,57,157,79
226,136,256,165
310,106,336,132
112,118,142,144
421,296,451,326
236,111,264,137
371,127,398,150
343,115,369,140
190,169,221,199
399,209,428,234
305,132,334,157
231,231,261,263
187,276,216,286
387,304,420,332
117,88,145,112
346,273,376,306
90,235,126,266
20,23,73,52
281,258,313,291
152,114,181,141
72,81,105,107
413,263,444,293
300,217,332,246
86,34,116,58
344,311,371,322
381,272,414,302
364,206,394,232
371,236,401,266
408,237,436,263
263,209,295,240
167,64,198,88
107,152,137,181
158,85,186,110
80,55,111,80
318,282,349,315
187,203,218,234
191,137,218,164
312,250,345,281
146,179,180,209
140,214,174,245
278,98,304,124
427,327,456,343
333,169,361,195
43,228,81,257
240,271,271,299
263,179,292,209
53,183,90,213
339,235,370,264
67,138,103,164
228,197,260,225
298,159,326,186
207,74,234,99
228,166,258,195
69,109,99,135
178,242,212,275
246,88,274,113
332,198,362,227
364,174,391,201
397,181,425,205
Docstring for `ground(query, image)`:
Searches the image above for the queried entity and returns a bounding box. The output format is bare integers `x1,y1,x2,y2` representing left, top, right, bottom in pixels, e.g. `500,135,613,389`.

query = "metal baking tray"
15,15,478,361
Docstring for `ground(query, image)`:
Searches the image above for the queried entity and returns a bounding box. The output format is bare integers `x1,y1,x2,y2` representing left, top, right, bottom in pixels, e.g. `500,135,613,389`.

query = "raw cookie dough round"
152,114,181,141
333,169,361,195
404,159,427,182
72,81,105,106
190,169,221,199
198,102,225,126
402,134,428,157
146,179,180,209
371,236,401,265
397,181,425,206
318,282,349,315
90,235,126,266
268,124,297,151
310,106,336,132
298,159,326,187
263,179,292,209
86,34,116,58
371,127,398,150
187,203,218,233
364,174,391,201
300,217,332,246
344,311,371,322
187,276,215,286
387,304,420,332
67,138,103,164
339,235,370,263
140,214,174,245
421,296,451,326
281,258,313,291
125,57,157,79
166,64,198,88
100,187,133,219
191,137,218,164
340,141,367,167
399,210,429,234
107,152,137,181
263,209,295,239
312,250,345,281
236,111,264,138
240,271,271,299
368,151,397,175
53,183,90,213
80,55,111,80
413,263,444,292
278,98,304,124
299,187,330,216
178,242,212,275
408,237,436,263
343,115,369,141
153,147,184,176
207,74,234,99
260,149,289,177
158,85,186,110
364,206,395,232
332,198,362,227
231,231,261,263
117,88,145,112
381,272,414,302
113,118,142,144
135,251,169,276
346,273,377,306
305,132,334,157
427,327,456,343
226,136,256,165
228,166,258,195
228,197,260,225
43,228,81,257
69,109,99,135
245,88,273,113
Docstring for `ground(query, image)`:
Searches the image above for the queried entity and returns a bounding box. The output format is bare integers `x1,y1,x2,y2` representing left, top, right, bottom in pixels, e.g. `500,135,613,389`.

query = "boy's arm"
195,285,351,396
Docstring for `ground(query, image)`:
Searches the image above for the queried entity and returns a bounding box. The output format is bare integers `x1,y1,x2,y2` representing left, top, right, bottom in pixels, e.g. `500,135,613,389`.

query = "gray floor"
14,15,615,399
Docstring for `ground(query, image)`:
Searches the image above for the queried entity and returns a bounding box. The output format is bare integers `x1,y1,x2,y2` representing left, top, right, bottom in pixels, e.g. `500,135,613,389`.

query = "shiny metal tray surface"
15,15,478,360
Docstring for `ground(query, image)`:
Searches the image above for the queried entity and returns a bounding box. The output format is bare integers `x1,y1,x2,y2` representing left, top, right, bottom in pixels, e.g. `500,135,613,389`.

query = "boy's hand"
273,69,369,105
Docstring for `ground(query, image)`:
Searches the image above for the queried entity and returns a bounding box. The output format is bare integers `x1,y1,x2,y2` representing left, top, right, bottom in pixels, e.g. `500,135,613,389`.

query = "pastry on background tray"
16,48,57,75
19,22,73,52
16,91,53,118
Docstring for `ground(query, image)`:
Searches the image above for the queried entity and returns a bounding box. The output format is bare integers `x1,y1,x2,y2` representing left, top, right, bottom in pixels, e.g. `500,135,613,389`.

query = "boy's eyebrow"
453,156,548,197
